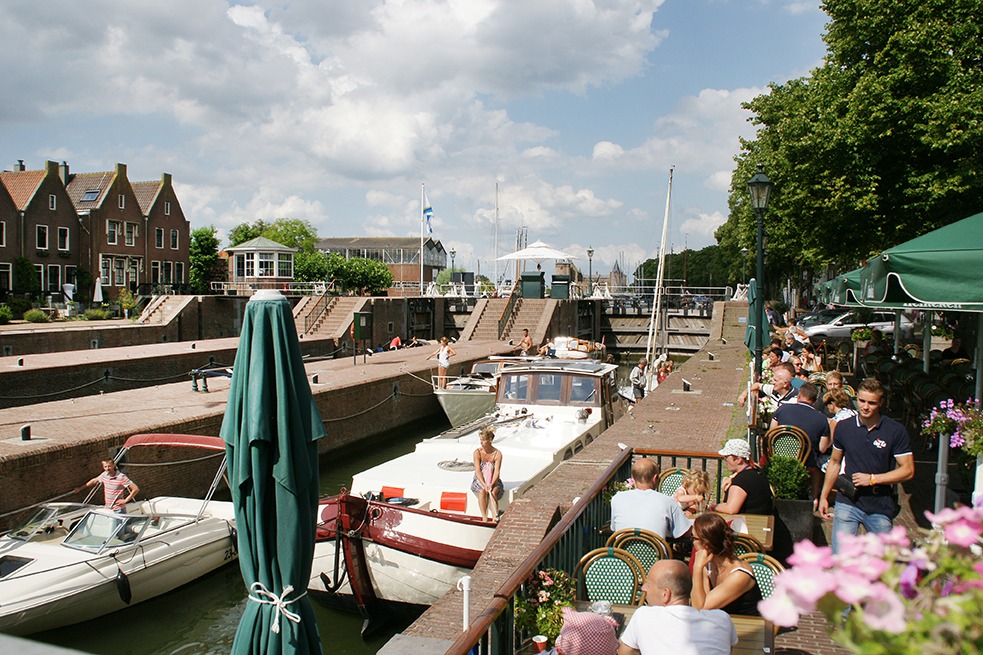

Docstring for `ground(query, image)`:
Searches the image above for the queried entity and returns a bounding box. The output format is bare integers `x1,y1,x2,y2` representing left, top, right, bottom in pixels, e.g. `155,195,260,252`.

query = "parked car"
797,308,844,329
803,310,915,342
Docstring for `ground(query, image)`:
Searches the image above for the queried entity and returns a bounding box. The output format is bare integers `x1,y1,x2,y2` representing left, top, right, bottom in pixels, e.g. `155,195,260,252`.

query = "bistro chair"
733,534,765,557
658,467,685,497
764,425,812,467
738,552,785,599
606,528,672,571
574,546,646,606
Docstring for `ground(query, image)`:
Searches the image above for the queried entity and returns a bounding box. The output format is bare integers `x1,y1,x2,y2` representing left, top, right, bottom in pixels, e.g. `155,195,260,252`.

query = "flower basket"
514,568,576,643
922,399,983,458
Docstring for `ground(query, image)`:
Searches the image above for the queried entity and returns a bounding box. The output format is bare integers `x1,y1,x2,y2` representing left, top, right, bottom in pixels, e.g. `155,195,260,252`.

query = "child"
673,469,710,518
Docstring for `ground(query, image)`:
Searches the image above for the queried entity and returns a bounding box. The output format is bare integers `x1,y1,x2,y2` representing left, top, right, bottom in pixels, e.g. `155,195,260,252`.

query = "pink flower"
787,540,834,569
899,562,921,599
862,583,906,634
880,526,910,549
834,576,875,605
944,519,981,548
758,588,802,627
780,568,839,609
838,554,891,581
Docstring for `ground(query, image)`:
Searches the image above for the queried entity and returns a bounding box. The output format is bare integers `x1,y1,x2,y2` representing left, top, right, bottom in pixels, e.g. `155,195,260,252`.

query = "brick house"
0,160,80,301
132,173,191,293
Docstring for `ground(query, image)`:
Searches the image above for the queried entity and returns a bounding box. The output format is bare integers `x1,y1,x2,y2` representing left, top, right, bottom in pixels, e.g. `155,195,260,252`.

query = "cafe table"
559,601,775,654
719,513,775,551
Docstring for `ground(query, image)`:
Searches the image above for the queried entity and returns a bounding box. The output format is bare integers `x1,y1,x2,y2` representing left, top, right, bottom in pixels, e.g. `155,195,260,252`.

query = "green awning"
857,212,983,313
827,267,863,306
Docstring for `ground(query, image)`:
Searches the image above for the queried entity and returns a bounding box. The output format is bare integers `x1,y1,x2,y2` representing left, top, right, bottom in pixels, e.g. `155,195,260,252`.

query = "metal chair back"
606,528,671,572
733,534,764,557
738,552,785,598
765,425,812,466
574,546,646,605
658,467,684,496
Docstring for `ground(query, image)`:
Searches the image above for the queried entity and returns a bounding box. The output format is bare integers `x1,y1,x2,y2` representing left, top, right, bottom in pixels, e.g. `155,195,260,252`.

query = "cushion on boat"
381,486,404,500
440,492,468,512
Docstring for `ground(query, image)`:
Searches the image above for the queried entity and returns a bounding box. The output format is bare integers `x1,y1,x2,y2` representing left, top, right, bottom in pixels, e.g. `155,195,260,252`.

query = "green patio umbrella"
743,277,770,357
828,267,863,306
221,289,326,655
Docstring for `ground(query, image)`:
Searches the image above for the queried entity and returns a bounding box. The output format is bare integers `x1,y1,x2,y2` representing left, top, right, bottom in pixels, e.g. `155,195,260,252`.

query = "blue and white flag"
423,191,434,235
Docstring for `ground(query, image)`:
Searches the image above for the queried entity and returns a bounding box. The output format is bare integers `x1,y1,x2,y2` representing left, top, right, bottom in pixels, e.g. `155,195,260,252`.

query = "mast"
419,183,425,294
494,182,499,290
645,168,673,369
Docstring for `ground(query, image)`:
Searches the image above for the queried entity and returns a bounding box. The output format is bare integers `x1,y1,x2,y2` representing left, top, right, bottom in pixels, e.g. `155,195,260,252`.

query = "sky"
1,0,829,283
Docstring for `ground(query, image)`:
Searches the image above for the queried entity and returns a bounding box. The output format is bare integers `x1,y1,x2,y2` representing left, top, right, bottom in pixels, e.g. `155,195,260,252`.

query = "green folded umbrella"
221,290,326,655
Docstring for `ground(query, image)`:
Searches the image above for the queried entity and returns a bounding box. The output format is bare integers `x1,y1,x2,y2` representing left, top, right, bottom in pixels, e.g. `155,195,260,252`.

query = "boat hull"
434,387,496,428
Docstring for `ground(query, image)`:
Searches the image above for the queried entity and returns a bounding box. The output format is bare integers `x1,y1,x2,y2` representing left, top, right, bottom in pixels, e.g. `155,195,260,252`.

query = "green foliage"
293,250,329,283
720,0,983,283
0,304,12,324
12,257,39,296
227,220,266,247
116,287,137,311
765,455,810,500
513,568,576,642
5,296,32,319
339,258,393,295
227,218,319,253
23,308,49,323
189,226,223,293
84,308,112,321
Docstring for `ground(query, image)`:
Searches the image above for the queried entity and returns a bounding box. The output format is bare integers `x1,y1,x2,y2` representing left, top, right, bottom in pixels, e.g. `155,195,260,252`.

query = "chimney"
59,161,70,184
15,160,25,172
161,172,172,187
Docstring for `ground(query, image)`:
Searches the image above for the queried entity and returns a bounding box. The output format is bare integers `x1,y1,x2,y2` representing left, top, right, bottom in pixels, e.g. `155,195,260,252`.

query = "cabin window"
569,376,598,404
500,373,531,402
535,374,563,403
0,555,32,578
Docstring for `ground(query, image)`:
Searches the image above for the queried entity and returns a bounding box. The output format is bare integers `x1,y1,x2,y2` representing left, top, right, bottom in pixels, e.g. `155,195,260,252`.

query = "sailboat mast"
494,182,499,290
646,168,673,364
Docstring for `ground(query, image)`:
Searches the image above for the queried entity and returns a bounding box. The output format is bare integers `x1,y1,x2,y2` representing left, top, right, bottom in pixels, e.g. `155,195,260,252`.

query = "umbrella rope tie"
248,582,306,634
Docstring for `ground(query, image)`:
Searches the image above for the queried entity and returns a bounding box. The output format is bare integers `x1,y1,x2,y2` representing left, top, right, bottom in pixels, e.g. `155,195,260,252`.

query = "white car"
803,310,914,342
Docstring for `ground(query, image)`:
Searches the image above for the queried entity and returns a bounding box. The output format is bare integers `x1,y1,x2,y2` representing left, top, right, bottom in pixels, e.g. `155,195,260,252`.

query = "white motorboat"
0,433,237,636
309,359,625,630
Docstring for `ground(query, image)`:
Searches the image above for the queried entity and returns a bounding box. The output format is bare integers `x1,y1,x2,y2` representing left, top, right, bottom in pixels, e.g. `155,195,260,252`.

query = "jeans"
831,501,894,553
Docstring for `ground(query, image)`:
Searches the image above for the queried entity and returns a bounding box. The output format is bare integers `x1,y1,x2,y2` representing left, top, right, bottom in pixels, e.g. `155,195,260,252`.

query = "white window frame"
164,201,171,216
0,262,12,292
277,253,293,278
151,260,161,284
100,256,111,282
107,220,120,245
35,264,45,290
175,262,184,284
58,227,70,251
0,220,5,247
49,194,56,210
170,229,179,250
47,264,60,293
65,265,77,285
155,227,164,249
163,261,173,284
125,222,137,247
118,194,125,209
36,224,49,250
258,253,274,277
114,258,125,286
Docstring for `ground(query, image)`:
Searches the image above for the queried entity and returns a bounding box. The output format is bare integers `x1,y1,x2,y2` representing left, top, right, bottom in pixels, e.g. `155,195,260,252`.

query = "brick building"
316,236,447,290
0,160,190,302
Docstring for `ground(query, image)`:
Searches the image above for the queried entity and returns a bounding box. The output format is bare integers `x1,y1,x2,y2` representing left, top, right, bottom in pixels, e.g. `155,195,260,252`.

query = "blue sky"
1,0,828,282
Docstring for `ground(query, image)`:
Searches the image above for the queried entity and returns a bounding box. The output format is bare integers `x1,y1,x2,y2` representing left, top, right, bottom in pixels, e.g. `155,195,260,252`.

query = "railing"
497,282,521,340
443,447,727,655
302,292,337,335
209,280,338,296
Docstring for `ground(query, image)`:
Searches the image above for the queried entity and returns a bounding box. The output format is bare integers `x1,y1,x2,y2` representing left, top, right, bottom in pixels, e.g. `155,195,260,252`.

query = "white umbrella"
497,240,577,270
93,277,103,303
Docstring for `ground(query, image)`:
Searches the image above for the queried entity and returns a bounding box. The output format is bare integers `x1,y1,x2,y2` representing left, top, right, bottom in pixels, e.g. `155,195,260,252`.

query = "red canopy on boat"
121,433,226,452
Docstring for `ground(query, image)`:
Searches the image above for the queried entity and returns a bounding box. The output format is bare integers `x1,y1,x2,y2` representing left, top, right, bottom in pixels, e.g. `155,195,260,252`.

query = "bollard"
20,424,31,441
457,575,472,630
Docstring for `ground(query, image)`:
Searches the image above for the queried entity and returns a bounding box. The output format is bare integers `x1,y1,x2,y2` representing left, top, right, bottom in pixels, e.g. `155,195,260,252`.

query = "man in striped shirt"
77,460,140,513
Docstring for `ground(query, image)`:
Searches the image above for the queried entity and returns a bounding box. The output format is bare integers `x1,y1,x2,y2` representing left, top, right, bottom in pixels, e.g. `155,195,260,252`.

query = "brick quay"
0,335,513,528
383,301,856,655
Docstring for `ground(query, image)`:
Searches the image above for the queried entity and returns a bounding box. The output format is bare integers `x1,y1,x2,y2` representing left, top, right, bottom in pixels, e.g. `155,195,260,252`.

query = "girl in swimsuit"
471,427,503,521
430,336,456,388
690,513,762,616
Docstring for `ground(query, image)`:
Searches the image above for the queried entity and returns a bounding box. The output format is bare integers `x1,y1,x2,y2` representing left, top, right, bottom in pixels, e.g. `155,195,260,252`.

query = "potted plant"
765,455,814,544
514,567,576,645
117,288,137,319
922,398,983,505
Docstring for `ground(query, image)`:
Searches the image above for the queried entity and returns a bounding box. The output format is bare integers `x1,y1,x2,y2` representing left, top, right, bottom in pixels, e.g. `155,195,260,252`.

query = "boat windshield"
63,512,150,552
498,371,599,406
7,503,91,542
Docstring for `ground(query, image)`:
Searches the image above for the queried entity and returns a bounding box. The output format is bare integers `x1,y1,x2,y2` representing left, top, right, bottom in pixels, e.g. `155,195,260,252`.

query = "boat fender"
115,567,132,605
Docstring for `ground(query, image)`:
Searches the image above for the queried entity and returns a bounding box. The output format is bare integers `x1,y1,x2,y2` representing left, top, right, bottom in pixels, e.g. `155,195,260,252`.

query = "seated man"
772,381,830,504
618,559,737,655
610,458,691,540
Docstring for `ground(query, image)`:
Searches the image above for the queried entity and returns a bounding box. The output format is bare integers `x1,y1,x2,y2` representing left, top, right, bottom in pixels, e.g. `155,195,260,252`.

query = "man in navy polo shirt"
818,378,914,553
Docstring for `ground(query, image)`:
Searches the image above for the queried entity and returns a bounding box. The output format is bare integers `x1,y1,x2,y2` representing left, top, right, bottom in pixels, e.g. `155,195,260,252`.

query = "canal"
30,418,442,655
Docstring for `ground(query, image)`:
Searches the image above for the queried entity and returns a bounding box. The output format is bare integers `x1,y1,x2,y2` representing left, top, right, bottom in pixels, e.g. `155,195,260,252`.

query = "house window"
163,261,173,284
0,221,5,247
151,261,161,284
35,264,45,290
164,201,171,216
170,229,179,249
114,259,125,286
49,194,56,210
118,194,125,209
36,225,49,250
155,227,164,249
0,263,11,293
58,227,70,251
65,265,77,285
107,221,120,245
100,257,111,282
47,265,60,293
235,254,247,280
175,262,184,283
258,253,274,277
277,253,292,278
125,222,136,246
81,189,100,202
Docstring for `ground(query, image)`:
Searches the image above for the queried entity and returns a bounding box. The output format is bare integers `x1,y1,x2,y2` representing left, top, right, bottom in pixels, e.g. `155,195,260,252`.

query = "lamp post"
449,247,456,272
586,246,594,295
747,164,773,386
740,247,748,284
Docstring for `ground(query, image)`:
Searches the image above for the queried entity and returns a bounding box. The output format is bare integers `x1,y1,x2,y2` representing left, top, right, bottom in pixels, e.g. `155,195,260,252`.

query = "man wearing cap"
610,458,692,539
618,560,736,655
709,439,773,516
771,381,830,504
819,378,915,553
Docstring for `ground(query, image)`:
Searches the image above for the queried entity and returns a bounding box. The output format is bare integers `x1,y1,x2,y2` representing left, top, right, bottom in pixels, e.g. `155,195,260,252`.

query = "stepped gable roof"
0,169,46,210
65,171,114,209
131,180,163,214
317,236,440,250
225,236,297,252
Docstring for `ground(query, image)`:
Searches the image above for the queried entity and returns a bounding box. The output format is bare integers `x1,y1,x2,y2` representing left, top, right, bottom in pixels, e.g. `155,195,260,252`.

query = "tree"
719,0,983,287
340,258,393,295
12,257,39,296
293,250,329,283
189,226,223,293
227,220,266,247
226,218,319,252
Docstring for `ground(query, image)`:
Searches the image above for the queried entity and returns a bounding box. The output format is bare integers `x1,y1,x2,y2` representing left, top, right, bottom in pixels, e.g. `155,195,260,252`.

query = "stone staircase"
462,297,556,345
296,296,366,339
136,295,195,325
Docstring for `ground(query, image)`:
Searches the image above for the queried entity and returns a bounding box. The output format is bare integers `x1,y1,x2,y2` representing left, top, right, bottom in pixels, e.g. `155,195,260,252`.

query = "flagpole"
420,183,425,295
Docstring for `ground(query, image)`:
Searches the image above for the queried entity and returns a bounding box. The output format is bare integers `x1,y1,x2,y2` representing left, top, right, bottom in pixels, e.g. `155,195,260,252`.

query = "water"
30,418,443,655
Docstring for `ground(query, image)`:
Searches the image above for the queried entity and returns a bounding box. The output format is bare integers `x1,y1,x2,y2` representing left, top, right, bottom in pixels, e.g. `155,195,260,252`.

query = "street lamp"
747,164,773,387
740,247,748,283
449,248,456,272
586,246,594,295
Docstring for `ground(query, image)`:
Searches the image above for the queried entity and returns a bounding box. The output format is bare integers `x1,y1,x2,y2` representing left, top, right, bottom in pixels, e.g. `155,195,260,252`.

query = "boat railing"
497,282,521,340
442,447,727,655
